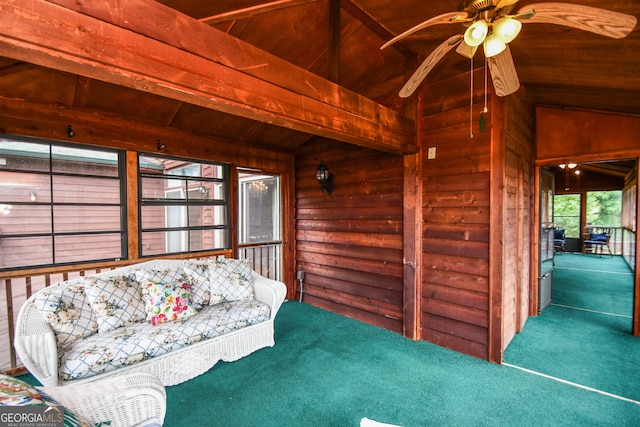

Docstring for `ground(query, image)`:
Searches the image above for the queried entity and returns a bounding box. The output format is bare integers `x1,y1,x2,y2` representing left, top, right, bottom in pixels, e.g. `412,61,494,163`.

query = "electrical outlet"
427,147,436,159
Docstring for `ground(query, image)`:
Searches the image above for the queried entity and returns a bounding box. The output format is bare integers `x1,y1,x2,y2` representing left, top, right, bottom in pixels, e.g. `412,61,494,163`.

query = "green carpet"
165,299,640,426
504,254,639,410
17,253,639,425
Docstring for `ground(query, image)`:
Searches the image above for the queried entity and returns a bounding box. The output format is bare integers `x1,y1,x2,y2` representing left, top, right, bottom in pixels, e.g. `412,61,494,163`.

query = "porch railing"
238,242,282,282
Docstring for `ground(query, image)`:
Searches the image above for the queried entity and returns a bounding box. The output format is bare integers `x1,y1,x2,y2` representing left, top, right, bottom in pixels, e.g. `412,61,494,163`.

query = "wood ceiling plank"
0,0,416,154
199,0,320,25
0,97,292,170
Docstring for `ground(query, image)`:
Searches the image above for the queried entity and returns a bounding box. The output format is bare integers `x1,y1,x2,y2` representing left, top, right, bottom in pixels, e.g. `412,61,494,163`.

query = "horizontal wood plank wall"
420,71,492,359
295,139,405,333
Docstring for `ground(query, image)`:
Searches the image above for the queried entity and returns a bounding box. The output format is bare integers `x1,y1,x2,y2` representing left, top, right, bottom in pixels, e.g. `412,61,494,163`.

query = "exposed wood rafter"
329,0,340,83
0,0,416,155
199,0,320,25
341,0,415,58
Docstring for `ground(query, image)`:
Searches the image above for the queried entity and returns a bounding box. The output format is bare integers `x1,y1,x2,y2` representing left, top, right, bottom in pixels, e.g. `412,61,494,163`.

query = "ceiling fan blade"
456,40,478,59
487,45,520,97
495,0,520,11
517,3,637,39
399,35,463,98
381,12,468,50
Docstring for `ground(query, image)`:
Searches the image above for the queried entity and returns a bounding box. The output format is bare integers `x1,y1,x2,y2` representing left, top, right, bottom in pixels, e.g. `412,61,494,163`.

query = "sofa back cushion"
31,281,98,349
210,258,254,302
84,275,147,333
181,263,213,307
183,258,254,305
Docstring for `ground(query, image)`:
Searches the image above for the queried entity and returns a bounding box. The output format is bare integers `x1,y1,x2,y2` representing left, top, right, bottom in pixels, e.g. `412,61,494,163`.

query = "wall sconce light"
67,125,75,138
157,139,166,151
316,161,333,195
29,190,37,202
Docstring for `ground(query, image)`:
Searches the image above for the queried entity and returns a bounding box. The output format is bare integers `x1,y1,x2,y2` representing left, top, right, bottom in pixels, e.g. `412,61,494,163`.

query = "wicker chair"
38,372,166,427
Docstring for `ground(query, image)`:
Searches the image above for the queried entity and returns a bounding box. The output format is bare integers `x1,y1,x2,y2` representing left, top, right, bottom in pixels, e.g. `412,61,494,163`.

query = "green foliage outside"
553,191,622,238
586,191,622,227
554,194,581,237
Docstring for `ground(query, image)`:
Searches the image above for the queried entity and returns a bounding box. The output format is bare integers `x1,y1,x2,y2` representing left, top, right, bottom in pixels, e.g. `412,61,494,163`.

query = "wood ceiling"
0,0,638,154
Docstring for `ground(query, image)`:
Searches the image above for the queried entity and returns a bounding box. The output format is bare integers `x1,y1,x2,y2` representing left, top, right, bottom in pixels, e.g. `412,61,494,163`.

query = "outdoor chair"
582,228,613,257
553,229,566,254
1,372,166,427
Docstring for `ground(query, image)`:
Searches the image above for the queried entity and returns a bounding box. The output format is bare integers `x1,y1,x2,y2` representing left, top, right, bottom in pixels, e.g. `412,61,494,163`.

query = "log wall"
420,71,492,359
419,70,534,361
295,139,405,333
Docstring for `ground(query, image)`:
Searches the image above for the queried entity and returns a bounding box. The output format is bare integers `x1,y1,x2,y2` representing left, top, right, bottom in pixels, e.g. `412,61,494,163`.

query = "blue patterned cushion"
182,263,213,307
59,300,270,381
32,281,98,349
210,258,254,302
84,275,146,333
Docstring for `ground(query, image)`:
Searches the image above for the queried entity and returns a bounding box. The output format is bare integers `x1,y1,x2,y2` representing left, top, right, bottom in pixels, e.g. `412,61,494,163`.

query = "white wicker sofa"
15,258,286,387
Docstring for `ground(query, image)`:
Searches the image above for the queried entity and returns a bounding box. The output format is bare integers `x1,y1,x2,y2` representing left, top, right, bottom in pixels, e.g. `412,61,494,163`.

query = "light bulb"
464,20,488,47
484,33,506,58
493,17,522,44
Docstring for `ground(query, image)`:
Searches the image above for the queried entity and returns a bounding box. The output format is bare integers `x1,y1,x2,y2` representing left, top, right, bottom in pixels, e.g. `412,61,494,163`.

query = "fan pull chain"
469,56,474,139
480,57,488,133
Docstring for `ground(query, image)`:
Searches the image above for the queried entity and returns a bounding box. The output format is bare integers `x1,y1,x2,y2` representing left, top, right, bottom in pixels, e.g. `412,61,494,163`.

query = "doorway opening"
537,159,637,330
237,171,283,281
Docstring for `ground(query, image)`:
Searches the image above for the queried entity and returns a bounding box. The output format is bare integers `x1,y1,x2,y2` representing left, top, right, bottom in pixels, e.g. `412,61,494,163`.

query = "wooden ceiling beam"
341,0,415,58
0,96,292,171
0,0,416,155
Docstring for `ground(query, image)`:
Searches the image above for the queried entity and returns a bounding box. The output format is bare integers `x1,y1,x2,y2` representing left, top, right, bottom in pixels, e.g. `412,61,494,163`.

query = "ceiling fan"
381,0,637,98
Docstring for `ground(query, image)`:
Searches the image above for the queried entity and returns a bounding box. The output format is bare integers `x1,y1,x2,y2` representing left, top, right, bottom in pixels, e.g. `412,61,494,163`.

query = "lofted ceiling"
0,0,638,153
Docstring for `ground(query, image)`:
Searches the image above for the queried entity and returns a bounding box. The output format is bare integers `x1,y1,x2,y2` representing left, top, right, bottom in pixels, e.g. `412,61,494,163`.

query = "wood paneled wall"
419,70,534,361
500,91,535,350
295,139,405,333
420,71,493,359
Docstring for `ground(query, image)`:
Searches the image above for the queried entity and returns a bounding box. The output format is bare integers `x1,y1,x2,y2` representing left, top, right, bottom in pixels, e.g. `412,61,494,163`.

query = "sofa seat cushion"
58,300,271,381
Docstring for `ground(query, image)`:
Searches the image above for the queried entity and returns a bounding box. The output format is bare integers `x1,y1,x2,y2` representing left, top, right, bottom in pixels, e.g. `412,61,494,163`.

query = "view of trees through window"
554,191,622,238
554,194,580,238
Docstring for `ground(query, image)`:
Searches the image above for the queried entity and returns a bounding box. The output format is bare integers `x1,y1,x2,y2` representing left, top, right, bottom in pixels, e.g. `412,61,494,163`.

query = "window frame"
0,135,127,271
137,153,231,257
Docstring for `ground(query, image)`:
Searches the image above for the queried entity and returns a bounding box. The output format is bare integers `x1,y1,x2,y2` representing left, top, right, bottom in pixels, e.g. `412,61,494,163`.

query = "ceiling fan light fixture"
493,17,522,43
464,20,488,47
484,33,506,57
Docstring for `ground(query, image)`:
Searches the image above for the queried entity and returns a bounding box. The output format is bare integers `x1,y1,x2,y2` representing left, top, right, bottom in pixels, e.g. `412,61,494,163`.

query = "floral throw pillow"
143,281,198,326
84,275,147,333
210,258,254,302
32,281,98,348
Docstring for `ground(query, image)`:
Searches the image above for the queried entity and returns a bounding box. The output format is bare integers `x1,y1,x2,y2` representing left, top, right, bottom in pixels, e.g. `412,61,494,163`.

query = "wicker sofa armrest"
14,299,59,387
252,271,287,318
39,372,166,427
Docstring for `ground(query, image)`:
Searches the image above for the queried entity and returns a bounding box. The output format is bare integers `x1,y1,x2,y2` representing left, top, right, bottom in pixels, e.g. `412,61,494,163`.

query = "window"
139,155,230,256
0,137,126,270
586,190,622,227
553,194,581,238
239,175,281,244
